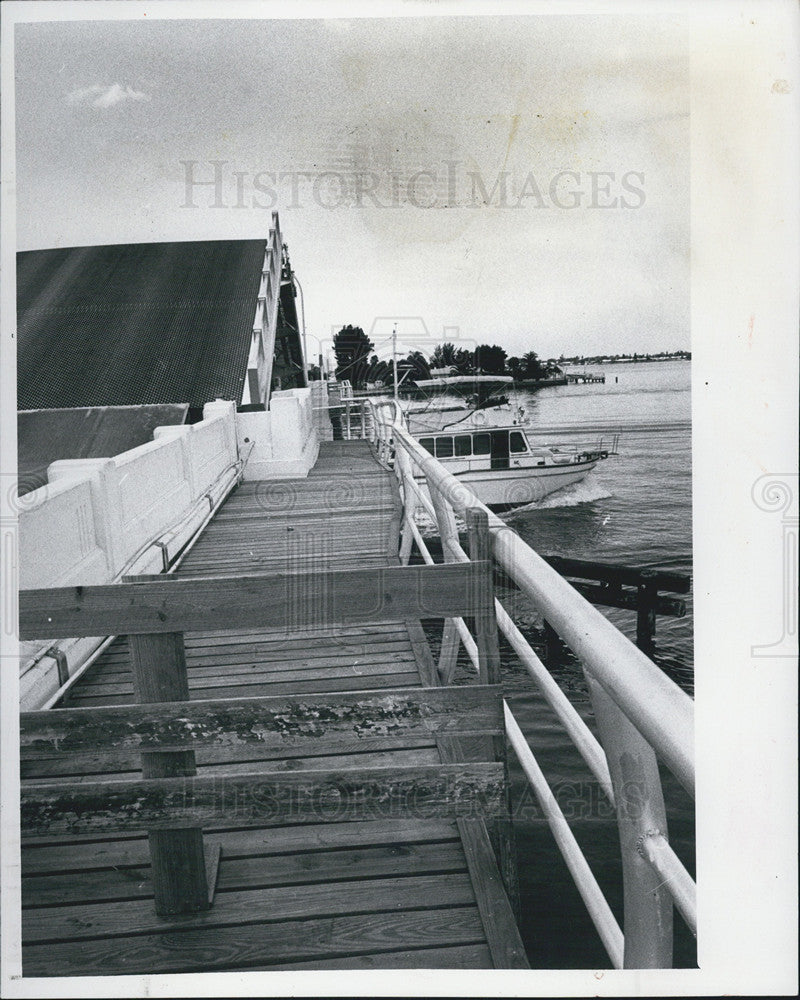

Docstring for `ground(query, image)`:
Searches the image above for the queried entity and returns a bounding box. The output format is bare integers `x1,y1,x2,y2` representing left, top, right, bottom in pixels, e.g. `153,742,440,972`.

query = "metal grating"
17,240,267,410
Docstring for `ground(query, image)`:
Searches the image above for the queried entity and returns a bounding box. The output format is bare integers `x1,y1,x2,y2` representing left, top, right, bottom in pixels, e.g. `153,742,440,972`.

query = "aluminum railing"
247,214,283,405
351,395,696,969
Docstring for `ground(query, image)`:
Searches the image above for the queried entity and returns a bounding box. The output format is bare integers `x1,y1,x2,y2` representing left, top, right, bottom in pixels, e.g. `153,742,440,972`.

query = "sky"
14,10,689,362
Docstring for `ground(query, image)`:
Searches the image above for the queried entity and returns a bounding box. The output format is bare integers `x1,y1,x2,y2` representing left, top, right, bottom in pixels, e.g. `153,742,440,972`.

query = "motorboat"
356,346,615,510
408,403,613,510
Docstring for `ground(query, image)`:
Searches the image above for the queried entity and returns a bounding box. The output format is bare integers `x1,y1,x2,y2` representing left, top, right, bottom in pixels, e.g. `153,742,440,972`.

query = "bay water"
416,360,695,968
501,360,695,968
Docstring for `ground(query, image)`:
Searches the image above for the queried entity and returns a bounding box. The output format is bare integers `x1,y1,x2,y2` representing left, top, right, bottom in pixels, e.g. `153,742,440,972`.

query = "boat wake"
507,481,613,514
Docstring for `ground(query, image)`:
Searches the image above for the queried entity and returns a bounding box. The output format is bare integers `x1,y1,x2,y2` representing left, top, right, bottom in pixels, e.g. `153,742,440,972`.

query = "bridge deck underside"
20,441,527,975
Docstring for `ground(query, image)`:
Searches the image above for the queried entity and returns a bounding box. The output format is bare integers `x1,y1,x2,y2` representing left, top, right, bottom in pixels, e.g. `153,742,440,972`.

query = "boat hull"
414,459,599,511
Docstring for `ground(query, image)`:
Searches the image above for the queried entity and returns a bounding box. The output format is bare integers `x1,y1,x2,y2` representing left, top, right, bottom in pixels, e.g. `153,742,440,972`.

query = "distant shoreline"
555,353,691,366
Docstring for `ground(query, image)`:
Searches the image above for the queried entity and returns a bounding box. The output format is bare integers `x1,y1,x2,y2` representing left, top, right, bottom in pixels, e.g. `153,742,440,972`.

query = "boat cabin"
419,428,532,471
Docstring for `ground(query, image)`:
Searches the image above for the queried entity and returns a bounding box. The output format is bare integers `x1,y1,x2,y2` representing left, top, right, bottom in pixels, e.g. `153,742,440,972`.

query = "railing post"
466,508,520,919
543,618,562,664
395,443,416,566
636,568,658,657
584,674,673,967
430,484,462,682
465,509,500,685
127,628,212,916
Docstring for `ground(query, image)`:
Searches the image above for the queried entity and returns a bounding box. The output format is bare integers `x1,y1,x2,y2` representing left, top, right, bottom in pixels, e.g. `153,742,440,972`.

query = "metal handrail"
394,421,695,797
353,395,697,968
399,467,616,803
504,705,625,969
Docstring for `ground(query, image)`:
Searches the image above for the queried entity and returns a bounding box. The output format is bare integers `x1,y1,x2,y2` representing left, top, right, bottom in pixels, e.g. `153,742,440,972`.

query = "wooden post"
465,509,501,686
636,569,658,658
543,618,562,665
128,630,211,916
466,508,520,919
430,486,463,682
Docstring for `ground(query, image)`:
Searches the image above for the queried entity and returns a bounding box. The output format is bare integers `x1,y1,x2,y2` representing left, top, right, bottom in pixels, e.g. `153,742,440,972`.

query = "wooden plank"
99,638,414,666
72,651,419,691
438,619,461,684
166,746,444,779
65,670,425,704
22,735,441,780
21,762,505,836
176,551,398,570
405,620,438,686
21,907,487,976
183,639,413,663
23,730,439,776
128,632,209,917
20,562,494,640
24,747,445,786
64,660,422,701
437,736,528,969
110,647,415,673
101,623,412,649
23,685,501,760
22,872,478,943
211,501,398,518
193,527,396,543
183,621,412,637
567,581,686,617
541,554,691,593
23,840,468,907
22,818,460,874
261,943,493,970
454,819,528,968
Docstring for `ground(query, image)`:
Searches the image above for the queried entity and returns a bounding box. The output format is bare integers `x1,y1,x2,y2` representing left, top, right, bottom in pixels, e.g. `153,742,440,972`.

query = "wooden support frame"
19,563,494,641
21,686,503,759
127,630,213,916
21,763,506,837
636,568,659,658
539,556,690,658
20,557,510,929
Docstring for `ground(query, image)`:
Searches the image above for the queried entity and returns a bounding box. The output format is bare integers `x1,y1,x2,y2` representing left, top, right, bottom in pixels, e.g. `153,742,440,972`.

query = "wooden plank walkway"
20,440,528,974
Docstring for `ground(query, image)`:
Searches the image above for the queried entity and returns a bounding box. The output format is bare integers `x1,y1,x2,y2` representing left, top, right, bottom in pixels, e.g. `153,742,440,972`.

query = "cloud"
66,83,151,108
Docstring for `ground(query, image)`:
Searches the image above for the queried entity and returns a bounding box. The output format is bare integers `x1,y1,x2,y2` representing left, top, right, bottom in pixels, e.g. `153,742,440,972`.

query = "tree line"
330,326,562,388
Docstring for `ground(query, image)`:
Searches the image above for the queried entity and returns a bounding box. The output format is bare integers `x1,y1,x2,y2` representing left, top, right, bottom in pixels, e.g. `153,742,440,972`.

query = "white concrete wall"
237,386,320,480
21,400,238,590
18,389,324,708
18,400,240,709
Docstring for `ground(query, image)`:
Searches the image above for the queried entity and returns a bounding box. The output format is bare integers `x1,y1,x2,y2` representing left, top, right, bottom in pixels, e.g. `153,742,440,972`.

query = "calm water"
424,360,696,968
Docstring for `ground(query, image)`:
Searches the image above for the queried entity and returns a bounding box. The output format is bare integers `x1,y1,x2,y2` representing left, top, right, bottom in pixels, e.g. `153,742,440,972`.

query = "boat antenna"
392,324,399,402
